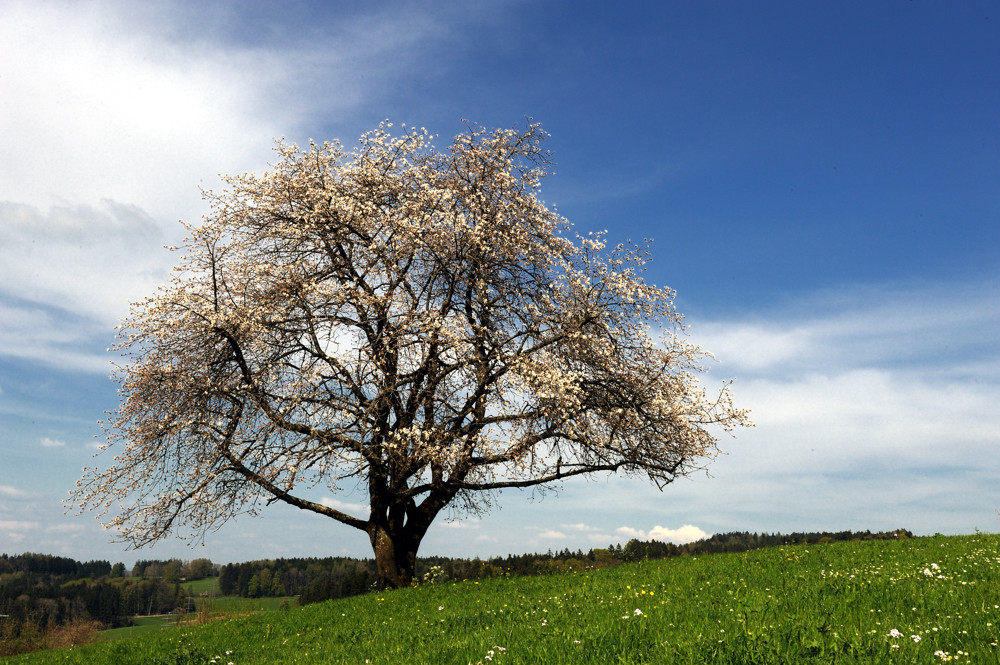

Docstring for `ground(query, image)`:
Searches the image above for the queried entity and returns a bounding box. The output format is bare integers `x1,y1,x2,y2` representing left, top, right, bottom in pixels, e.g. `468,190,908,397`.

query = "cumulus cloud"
40,437,67,448
538,529,568,540
616,524,708,544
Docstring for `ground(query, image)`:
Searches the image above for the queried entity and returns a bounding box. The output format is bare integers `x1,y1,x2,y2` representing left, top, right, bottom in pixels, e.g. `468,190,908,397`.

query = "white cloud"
533,277,1000,542
0,201,168,319
0,1,287,216
538,529,567,540
0,520,38,532
562,522,599,532
0,485,27,498
691,279,999,380
439,519,481,529
0,200,175,372
649,525,708,543
615,525,708,545
0,0,497,373
0,300,110,374
40,437,67,448
0,0,487,216
45,523,88,534
474,534,501,544
319,497,369,517
557,522,613,543
0,0,287,369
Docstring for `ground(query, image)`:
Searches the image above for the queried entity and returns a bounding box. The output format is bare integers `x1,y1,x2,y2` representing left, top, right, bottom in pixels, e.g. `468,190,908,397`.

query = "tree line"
0,553,214,657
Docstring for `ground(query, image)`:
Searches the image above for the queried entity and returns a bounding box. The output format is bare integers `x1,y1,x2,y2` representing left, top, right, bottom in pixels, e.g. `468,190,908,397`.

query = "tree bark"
368,522,421,589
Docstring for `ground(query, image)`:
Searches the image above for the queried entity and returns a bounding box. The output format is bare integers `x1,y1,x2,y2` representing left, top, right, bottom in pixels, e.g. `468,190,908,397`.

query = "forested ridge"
1,528,910,656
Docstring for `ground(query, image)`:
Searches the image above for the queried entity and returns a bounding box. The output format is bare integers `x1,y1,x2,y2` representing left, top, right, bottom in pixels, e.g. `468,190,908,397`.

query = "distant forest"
1,528,911,656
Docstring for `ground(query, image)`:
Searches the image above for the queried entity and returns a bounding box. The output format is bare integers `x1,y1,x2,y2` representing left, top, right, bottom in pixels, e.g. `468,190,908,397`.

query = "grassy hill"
8,534,998,664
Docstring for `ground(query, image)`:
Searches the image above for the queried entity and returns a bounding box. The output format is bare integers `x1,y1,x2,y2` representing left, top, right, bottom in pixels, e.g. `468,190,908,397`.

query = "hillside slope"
9,535,999,664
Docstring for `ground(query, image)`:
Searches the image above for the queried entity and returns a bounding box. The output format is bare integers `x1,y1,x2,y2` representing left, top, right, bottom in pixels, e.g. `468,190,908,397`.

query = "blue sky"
1,0,997,566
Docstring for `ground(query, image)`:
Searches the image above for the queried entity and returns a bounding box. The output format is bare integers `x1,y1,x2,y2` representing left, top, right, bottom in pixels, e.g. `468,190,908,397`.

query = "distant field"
11,534,1000,664
178,575,294,614
180,576,220,595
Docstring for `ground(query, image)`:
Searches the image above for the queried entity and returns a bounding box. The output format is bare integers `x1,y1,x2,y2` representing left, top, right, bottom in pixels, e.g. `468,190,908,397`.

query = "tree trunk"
366,491,451,589
368,522,421,589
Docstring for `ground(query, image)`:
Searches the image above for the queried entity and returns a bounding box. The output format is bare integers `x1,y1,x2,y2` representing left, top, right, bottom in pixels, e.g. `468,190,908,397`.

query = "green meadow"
9,535,999,664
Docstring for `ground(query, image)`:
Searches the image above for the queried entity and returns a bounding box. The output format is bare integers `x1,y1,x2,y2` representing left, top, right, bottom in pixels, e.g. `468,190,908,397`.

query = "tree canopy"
73,121,750,588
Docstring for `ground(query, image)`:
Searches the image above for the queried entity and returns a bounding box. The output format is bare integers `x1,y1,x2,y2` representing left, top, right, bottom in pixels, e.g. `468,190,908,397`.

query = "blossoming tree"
73,122,750,588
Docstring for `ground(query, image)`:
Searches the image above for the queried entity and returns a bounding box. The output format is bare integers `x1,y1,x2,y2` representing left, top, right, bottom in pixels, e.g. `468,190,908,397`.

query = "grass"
9,534,1000,664
101,616,179,642
181,577,220,595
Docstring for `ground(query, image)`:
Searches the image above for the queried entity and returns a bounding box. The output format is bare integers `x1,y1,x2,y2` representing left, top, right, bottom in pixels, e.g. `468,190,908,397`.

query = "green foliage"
8,534,1000,664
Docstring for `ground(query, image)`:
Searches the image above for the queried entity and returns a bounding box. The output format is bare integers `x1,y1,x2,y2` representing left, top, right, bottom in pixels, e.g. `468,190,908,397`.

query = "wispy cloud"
0,300,109,374
0,199,172,372
0,0,504,374
687,279,1000,475
0,201,167,320
0,1,288,215
40,437,67,448
319,497,369,517
439,519,482,530
0,485,27,498
45,523,87,535
0,520,38,534
532,277,1000,540
691,279,999,379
